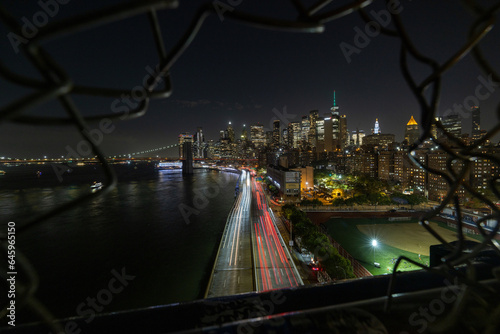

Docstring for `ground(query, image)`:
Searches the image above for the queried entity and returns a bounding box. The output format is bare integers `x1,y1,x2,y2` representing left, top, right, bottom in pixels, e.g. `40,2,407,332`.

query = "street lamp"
371,239,378,265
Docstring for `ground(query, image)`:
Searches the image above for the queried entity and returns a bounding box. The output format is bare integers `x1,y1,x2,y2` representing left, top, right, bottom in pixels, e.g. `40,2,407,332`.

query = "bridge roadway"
205,171,302,298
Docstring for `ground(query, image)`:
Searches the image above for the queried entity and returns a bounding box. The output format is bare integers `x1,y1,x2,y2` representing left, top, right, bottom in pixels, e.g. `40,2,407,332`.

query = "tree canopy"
283,204,355,279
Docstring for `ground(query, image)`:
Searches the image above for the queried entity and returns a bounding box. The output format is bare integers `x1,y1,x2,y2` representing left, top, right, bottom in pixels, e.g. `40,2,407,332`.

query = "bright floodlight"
371,239,378,247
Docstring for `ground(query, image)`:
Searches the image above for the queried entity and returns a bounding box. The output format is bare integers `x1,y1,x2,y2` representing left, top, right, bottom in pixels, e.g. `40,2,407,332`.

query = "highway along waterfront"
205,170,253,297
205,170,303,297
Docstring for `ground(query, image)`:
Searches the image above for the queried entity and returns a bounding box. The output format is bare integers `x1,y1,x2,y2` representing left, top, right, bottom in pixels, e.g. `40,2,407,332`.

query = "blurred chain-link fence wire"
0,0,499,332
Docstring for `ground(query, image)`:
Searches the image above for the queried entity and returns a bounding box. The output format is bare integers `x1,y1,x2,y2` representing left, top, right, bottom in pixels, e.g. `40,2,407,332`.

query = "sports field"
324,218,480,275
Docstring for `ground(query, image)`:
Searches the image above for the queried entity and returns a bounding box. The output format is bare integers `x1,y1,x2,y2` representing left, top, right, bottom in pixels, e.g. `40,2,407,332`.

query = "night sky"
1,1,499,158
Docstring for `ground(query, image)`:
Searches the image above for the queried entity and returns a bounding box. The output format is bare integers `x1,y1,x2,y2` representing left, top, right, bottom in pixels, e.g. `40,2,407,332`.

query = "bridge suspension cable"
109,143,179,158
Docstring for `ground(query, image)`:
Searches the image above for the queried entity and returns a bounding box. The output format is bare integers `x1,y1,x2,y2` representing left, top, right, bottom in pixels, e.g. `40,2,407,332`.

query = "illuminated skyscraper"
308,110,319,148
227,121,235,142
288,122,301,149
193,127,206,158
339,114,348,149
471,106,481,141
250,124,265,148
241,124,248,141
430,117,439,138
331,91,340,149
442,113,461,137
178,132,193,159
316,117,325,151
301,116,310,149
272,119,281,149
282,128,288,148
351,129,365,146
404,115,419,145
373,118,380,134
324,116,333,152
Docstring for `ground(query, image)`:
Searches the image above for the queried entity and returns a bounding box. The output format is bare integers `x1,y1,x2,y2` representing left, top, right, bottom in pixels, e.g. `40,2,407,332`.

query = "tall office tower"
219,130,226,140
373,118,380,134
431,116,440,138
227,121,235,142
471,106,481,141
241,124,248,141
266,131,273,146
351,129,365,146
330,91,340,149
250,124,266,148
272,119,281,149
301,116,310,148
282,128,288,148
442,113,461,137
339,114,348,149
178,132,193,159
308,110,319,148
324,116,333,152
193,127,205,158
404,115,419,145
290,122,301,149
316,117,326,151
287,123,294,149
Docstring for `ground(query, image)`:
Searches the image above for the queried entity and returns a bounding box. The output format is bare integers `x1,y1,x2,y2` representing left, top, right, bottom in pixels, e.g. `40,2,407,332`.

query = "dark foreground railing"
3,253,499,334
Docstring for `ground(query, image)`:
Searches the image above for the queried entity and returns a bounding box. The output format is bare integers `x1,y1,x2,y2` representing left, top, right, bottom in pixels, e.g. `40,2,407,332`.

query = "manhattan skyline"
0,1,499,157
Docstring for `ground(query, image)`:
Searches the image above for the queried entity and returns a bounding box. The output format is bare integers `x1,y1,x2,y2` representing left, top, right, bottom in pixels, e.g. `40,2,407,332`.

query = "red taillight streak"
255,222,268,291
257,222,272,291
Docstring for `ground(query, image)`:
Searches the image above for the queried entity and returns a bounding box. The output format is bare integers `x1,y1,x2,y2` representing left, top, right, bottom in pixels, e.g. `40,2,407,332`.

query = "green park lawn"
324,218,434,275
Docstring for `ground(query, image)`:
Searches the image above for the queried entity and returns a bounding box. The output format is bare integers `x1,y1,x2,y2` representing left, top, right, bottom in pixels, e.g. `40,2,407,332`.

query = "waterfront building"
266,164,301,201
291,166,314,191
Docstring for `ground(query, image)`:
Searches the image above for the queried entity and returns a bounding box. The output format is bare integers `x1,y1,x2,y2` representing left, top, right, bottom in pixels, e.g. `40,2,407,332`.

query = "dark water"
0,164,238,324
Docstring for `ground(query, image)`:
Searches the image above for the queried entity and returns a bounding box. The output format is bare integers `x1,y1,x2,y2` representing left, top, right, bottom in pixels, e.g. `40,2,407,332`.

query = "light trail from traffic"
251,177,303,291
206,170,302,298
205,170,253,297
